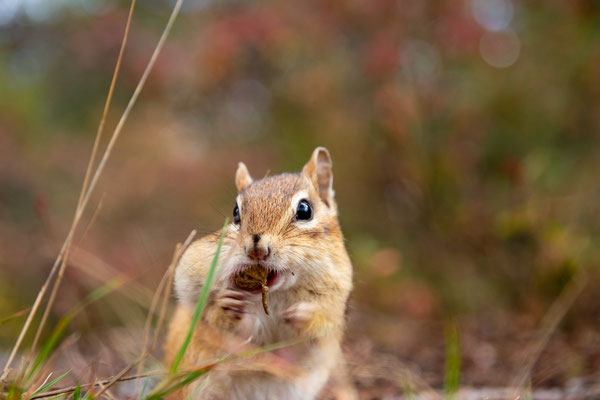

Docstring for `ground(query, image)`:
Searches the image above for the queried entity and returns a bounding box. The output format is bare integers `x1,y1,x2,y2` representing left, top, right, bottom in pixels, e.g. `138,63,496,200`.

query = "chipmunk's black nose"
247,233,270,261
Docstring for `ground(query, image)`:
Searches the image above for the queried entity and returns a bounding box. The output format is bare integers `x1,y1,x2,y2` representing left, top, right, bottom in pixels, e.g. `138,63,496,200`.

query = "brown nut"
234,266,270,315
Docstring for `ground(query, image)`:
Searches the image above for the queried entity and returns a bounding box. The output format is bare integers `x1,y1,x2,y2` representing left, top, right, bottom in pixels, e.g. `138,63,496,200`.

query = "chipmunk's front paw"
214,289,252,321
281,302,320,335
204,289,256,337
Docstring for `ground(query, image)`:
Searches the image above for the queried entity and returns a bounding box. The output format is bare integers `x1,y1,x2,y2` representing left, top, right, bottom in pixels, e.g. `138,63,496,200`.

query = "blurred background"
1,0,600,396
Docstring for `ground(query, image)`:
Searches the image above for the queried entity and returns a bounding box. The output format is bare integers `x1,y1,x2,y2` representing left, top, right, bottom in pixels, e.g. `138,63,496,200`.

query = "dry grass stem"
29,0,138,354
69,248,155,306
23,333,80,398
152,232,197,349
510,269,589,395
77,192,106,246
1,0,138,379
1,239,67,382
94,359,138,398
2,0,186,378
29,370,165,399
351,353,442,400
95,382,118,400
134,230,196,395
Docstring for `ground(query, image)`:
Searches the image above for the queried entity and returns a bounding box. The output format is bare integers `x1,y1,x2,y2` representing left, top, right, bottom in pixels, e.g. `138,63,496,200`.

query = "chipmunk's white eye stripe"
289,190,320,228
290,190,309,213
236,195,242,213
233,195,243,225
295,216,319,229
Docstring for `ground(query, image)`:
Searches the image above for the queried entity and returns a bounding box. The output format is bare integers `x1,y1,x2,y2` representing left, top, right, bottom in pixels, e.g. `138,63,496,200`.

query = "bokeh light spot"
471,0,514,31
0,0,20,26
400,40,441,87
479,29,520,68
23,0,61,22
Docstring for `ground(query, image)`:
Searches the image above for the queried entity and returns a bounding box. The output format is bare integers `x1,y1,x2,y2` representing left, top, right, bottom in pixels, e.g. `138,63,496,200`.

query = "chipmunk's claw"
281,302,318,333
216,289,252,320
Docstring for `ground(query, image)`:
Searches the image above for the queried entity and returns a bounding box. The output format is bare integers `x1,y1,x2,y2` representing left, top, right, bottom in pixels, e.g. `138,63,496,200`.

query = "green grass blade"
444,321,461,399
137,379,149,400
402,379,415,400
33,369,71,395
147,338,302,398
523,379,533,400
146,368,212,400
169,219,228,374
73,384,81,400
0,308,30,327
183,376,208,400
27,314,74,382
72,277,127,315
7,385,23,399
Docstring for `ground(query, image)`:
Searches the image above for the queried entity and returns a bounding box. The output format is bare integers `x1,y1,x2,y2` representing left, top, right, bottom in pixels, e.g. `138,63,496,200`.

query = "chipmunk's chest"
247,291,295,344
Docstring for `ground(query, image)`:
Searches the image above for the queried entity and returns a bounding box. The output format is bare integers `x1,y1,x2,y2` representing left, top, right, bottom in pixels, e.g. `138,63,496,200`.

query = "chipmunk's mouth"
232,265,280,292
265,270,278,286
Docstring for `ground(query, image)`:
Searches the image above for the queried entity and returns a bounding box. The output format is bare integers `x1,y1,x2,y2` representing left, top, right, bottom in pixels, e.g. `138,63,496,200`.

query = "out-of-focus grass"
1,279,124,398
1,218,315,399
31,370,70,397
27,279,125,382
148,219,227,399
169,220,226,375
444,321,460,399
1,226,230,399
0,310,30,329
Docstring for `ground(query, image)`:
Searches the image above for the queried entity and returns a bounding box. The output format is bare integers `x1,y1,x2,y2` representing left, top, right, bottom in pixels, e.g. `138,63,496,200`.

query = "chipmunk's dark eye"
233,204,241,224
295,199,312,221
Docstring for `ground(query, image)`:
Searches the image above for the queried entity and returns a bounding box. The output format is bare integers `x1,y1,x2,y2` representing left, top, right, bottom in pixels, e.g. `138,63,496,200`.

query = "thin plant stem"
510,270,588,396
30,0,138,355
30,371,165,399
2,0,186,379
134,230,196,395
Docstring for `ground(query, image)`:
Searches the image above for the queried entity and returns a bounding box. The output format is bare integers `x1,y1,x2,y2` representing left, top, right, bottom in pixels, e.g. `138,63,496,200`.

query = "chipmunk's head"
222,147,343,292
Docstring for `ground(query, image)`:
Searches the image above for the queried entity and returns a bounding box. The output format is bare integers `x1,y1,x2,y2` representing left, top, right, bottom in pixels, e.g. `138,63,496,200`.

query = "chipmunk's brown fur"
164,147,355,399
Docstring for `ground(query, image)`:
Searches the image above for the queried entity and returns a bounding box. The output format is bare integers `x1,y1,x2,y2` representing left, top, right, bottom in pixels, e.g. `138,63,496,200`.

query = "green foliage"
444,321,461,399
72,384,81,400
32,370,70,396
137,379,149,400
0,280,124,399
0,309,29,328
26,279,125,382
146,368,212,400
169,219,228,374
402,380,415,400
27,315,73,383
146,219,228,399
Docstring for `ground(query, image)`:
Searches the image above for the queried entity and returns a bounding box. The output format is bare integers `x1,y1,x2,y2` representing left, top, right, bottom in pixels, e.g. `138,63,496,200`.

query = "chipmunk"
164,147,355,399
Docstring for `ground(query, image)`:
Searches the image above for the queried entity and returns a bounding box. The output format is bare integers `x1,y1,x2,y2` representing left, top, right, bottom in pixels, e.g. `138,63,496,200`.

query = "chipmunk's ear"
235,162,253,192
302,147,334,207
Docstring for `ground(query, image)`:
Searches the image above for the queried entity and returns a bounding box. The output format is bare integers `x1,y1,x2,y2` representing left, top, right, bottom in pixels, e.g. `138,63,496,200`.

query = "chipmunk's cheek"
278,270,298,291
